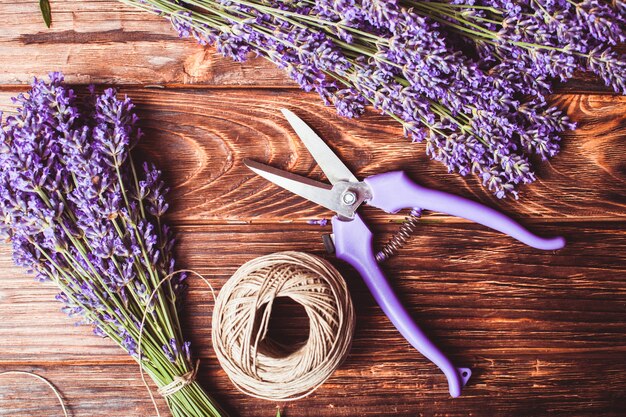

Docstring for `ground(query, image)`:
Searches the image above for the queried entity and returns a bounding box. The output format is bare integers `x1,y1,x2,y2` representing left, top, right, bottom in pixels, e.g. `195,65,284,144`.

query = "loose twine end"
0,370,70,417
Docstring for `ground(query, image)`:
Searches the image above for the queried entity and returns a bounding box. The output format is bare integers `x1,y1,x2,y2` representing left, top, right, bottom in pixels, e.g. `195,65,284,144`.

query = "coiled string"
1,253,354,414
212,251,355,401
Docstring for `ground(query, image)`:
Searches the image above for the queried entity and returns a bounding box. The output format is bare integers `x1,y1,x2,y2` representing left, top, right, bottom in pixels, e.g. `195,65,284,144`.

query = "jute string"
212,251,355,401
156,360,200,397
0,270,212,417
0,370,69,416
137,269,216,417
1,252,352,415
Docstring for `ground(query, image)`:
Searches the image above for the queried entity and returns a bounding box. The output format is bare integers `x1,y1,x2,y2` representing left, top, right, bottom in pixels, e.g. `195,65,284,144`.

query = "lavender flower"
410,0,626,95
0,74,223,417
117,0,616,198
162,337,180,362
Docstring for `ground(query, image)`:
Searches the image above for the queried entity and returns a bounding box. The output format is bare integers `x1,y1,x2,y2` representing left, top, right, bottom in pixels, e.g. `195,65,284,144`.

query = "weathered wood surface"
0,90,624,223
2,222,626,416
0,0,624,91
0,0,290,87
1,1,626,416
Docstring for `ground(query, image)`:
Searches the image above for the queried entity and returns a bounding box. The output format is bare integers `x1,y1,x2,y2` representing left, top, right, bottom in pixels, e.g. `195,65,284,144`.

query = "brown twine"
156,360,200,397
0,270,214,417
211,251,355,401
137,269,216,417
1,253,352,414
0,370,70,416
0,271,210,417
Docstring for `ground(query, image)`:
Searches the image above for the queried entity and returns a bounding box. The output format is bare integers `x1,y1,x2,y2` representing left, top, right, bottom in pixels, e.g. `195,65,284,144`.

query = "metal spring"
375,208,422,263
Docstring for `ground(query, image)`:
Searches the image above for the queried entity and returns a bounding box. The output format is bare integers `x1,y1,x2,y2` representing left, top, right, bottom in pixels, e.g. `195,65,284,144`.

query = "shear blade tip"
243,158,266,174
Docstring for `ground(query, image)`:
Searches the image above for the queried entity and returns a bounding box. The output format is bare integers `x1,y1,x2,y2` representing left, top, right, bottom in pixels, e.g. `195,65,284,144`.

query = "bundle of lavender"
0,73,223,417
119,0,625,198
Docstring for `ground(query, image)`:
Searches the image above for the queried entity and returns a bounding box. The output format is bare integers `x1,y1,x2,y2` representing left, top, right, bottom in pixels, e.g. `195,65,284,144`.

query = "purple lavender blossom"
0,73,188,362
0,76,221,416
182,340,192,362
308,218,329,226
162,337,179,362
418,0,626,96
121,0,612,198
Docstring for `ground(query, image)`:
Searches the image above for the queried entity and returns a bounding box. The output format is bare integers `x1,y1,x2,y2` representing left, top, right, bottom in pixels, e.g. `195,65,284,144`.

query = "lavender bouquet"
0,74,223,416
119,0,625,198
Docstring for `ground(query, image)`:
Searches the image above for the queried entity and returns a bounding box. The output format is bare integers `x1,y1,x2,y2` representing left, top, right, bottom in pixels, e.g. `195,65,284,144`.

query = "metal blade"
244,159,348,215
281,109,359,185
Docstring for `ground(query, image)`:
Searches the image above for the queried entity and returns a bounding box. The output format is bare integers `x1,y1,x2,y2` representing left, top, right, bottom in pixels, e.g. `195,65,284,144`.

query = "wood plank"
1,88,624,221
2,1,625,416
1,221,625,416
0,0,622,92
0,0,290,86
3,222,625,361
1,354,625,417
0,364,170,417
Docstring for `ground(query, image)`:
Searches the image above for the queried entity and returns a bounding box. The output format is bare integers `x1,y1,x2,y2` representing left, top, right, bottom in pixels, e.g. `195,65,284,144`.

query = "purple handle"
332,214,471,397
365,171,565,250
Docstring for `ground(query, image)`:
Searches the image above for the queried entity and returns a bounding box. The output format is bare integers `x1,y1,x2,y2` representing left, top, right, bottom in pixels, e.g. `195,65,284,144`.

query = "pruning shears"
244,109,565,397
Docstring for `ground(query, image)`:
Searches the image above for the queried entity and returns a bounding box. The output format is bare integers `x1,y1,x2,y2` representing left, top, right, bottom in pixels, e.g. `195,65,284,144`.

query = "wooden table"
1,2,625,416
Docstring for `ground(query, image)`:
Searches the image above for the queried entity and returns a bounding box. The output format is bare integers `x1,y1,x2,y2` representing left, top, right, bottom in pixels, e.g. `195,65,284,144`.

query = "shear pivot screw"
342,191,357,205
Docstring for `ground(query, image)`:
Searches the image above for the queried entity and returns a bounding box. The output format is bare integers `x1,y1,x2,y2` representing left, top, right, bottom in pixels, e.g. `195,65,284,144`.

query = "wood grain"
1,1,626,416
0,0,290,86
1,222,625,416
1,89,624,222
0,0,623,92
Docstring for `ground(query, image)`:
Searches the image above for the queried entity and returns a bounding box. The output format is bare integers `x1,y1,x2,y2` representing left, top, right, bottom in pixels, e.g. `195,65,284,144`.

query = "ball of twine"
212,251,355,401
